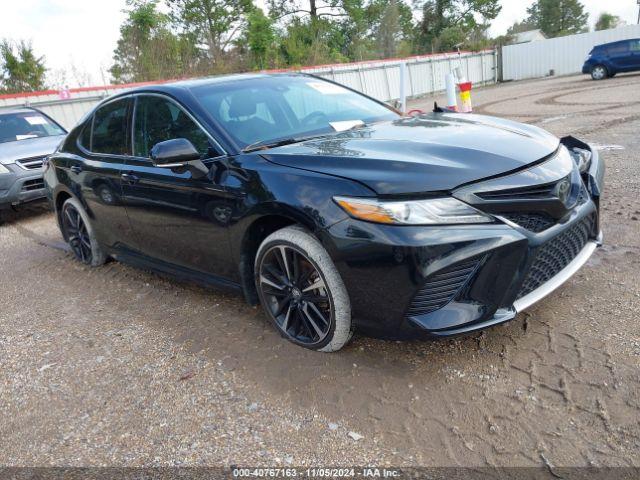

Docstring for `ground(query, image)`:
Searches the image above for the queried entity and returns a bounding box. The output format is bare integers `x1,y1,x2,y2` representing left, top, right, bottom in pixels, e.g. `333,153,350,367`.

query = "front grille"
477,183,556,201
516,214,596,299
502,212,555,233
21,178,45,191
16,156,45,170
406,259,481,317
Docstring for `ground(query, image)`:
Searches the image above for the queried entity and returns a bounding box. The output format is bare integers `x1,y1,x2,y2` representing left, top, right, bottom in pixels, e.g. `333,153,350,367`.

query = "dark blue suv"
583,38,640,80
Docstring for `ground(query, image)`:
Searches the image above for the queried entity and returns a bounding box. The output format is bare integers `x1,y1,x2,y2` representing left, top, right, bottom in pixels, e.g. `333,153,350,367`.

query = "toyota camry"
43,74,604,352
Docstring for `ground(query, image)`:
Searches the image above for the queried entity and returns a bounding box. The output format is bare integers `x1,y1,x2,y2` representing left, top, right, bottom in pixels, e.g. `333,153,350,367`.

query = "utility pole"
638,0,640,24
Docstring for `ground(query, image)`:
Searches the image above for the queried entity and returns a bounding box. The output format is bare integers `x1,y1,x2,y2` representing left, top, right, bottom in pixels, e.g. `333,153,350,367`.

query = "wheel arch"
54,188,74,232
237,204,331,305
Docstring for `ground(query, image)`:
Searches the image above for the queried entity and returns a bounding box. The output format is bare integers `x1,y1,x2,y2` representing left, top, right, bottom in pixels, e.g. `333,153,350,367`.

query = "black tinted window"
133,95,210,158
78,120,92,150
92,98,130,155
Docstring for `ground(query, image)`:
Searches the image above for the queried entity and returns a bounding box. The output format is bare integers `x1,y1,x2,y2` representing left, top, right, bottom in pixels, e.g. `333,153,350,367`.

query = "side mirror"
150,138,201,166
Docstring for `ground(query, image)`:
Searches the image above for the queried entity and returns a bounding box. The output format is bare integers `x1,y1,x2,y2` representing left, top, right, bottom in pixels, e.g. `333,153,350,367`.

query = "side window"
133,95,211,158
630,40,640,52
92,98,130,155
607,43,628,55
78,119,92,150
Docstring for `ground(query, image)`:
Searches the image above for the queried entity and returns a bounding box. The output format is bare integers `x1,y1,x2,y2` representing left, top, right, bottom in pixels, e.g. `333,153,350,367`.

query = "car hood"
0,135,65,165
261,113,560,195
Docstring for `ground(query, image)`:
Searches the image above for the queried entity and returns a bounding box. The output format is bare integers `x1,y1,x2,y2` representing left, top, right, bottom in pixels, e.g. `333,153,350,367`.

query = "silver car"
0,107,66,221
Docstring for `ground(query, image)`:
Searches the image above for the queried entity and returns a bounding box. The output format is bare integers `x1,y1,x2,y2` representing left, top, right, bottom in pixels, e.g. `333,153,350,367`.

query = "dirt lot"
1,73,639,468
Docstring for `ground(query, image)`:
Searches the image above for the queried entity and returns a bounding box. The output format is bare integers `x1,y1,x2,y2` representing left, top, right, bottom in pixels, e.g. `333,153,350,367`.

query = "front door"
607,41,632,71
122,94,237,281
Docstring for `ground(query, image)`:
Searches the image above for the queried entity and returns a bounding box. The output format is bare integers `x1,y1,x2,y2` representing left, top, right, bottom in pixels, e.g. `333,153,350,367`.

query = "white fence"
503,24,640,81
301,50,497,104
0,50,497,130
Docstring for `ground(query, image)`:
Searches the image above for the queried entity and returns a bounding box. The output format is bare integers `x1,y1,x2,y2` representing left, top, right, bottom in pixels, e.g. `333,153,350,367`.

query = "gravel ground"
1,72,639,469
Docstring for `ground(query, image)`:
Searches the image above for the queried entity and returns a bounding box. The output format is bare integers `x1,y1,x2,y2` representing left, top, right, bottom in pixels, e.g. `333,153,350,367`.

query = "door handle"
70,165,82,174
121,172,140,184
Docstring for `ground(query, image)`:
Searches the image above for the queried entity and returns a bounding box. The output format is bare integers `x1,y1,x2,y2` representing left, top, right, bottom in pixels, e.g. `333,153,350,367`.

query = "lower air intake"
517,213,596,299
406,259,481,317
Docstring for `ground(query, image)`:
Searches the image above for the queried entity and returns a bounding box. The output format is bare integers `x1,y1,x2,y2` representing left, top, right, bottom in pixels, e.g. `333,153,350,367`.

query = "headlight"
334,196,492,225
0,164,10,174
570,147,592,173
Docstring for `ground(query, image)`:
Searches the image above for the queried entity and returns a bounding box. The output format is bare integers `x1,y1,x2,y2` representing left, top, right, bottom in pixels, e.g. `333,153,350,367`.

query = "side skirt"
108,245,242,294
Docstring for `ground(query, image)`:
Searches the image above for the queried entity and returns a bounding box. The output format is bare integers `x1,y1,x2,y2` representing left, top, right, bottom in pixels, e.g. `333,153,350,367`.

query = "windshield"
191,76,399,148
0,111,66,144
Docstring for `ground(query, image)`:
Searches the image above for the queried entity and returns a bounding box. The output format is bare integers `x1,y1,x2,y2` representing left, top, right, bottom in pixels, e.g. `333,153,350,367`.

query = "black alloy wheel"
258,245,333,345
62,203,93,264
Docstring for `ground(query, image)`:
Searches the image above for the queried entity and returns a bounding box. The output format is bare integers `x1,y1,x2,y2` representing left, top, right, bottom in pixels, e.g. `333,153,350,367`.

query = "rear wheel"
255,226,353,352
591,65,608,80
61,197,107,267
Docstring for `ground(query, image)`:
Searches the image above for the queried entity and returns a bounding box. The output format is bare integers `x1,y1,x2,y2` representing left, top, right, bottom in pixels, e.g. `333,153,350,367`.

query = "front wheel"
60,197,107,267
255,226,353,352
591,65,608,80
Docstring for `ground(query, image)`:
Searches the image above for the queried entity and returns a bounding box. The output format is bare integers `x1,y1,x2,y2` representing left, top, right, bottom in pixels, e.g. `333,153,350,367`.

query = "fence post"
383,65,392,101
430,59,436,95
399,62,407,114
357,66,365,93
465,55,470,82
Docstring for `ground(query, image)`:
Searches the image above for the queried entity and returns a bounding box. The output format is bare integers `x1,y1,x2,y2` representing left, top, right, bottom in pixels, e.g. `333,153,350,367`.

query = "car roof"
121,72,311,97
595,38,640,48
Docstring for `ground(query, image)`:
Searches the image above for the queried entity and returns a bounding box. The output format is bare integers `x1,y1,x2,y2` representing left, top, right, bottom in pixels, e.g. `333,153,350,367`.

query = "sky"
1,0,639,89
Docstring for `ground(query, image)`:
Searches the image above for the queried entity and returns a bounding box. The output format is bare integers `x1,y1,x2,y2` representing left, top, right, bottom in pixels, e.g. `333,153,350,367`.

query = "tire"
60,197,107,267
255,225,353,352
591,65,608,81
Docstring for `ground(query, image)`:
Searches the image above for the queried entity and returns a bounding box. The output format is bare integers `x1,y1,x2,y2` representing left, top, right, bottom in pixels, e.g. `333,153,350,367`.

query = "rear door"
121,94,237,280
628,39,640,69
74,96,136,248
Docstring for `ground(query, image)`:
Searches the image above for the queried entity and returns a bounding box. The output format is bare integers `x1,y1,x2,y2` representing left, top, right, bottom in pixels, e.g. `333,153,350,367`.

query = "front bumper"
323,143,604,338
0,163,46,208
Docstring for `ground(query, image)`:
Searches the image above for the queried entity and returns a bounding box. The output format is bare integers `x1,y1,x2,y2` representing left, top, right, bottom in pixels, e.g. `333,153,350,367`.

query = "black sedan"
43,74,604,352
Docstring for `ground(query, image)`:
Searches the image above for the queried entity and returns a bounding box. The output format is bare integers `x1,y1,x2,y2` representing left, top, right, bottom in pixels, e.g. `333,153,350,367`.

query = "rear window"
0,111,65,144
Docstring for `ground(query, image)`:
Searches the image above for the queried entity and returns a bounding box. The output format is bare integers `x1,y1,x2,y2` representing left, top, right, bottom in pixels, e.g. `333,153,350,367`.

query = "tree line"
0,0,626,93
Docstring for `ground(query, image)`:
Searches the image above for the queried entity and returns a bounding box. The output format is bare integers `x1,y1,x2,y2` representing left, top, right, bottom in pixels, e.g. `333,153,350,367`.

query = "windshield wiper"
242,136,306,153
242,124,369,154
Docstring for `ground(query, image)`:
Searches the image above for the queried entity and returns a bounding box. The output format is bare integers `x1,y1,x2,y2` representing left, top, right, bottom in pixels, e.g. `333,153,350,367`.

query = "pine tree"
526,0,588,38
0,40,46,93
